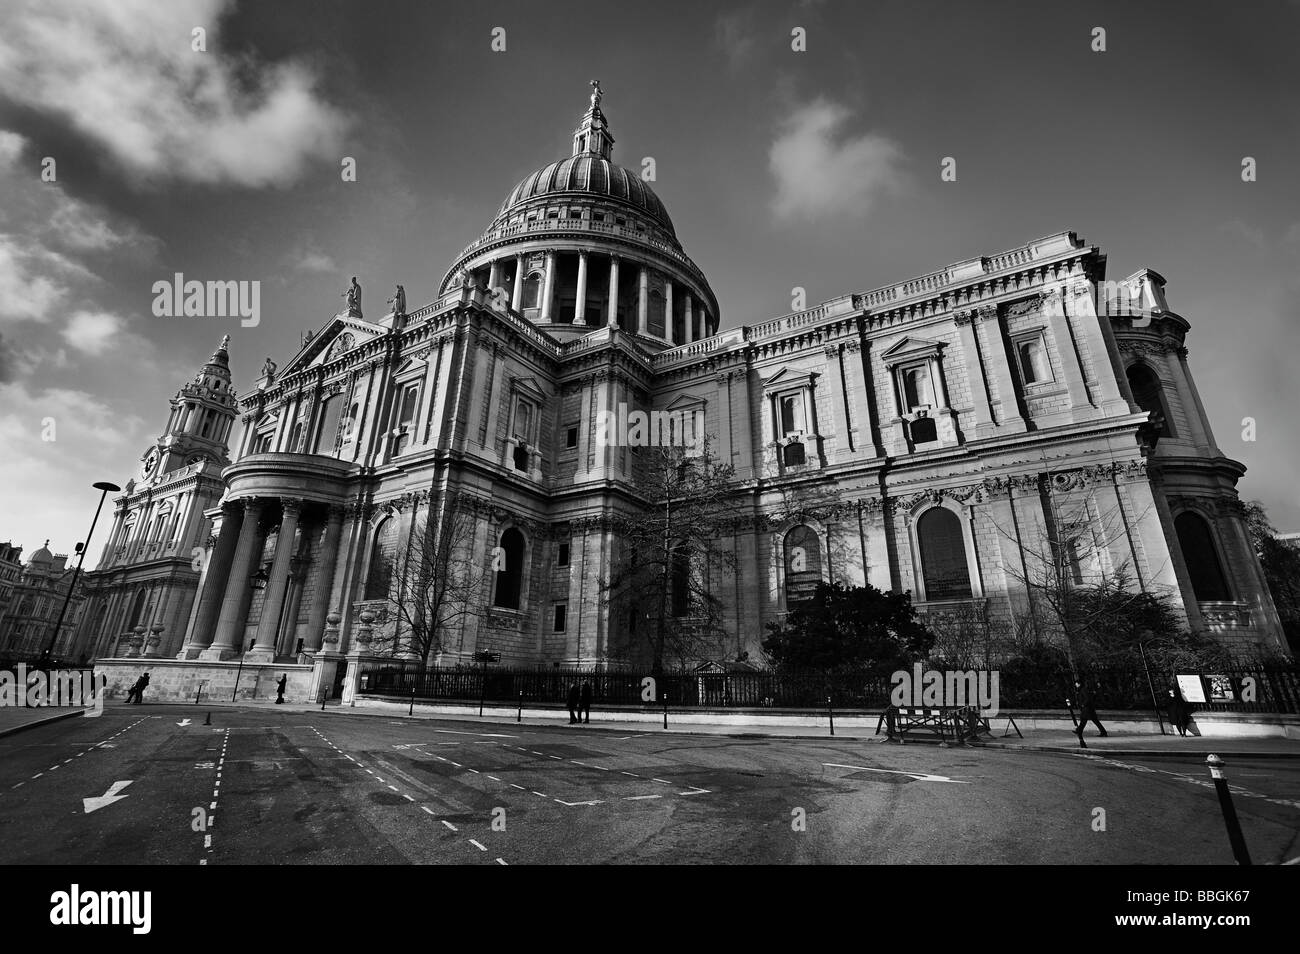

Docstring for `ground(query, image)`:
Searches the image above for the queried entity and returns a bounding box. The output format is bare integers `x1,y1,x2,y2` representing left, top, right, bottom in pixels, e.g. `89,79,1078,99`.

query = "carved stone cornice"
953,309,975,327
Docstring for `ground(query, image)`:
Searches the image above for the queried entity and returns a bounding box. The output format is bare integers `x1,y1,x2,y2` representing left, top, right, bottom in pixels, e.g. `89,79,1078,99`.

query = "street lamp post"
42,480,121,667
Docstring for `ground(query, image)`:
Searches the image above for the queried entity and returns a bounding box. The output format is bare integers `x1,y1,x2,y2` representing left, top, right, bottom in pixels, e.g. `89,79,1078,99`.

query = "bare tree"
371,495,486,663
601,439,746,674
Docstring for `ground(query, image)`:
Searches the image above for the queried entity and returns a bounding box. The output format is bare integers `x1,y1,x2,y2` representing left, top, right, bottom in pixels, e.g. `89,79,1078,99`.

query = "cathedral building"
0,542,85,661
91,85,1285,699
70,339,237,663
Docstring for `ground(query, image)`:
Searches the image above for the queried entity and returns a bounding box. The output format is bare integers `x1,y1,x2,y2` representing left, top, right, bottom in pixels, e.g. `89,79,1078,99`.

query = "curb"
979,741,1300,760
0,707,89,739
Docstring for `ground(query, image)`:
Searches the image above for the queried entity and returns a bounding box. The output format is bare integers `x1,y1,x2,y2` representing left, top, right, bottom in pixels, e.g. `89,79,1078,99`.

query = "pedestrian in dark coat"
135,672,150,704
566,683,580,724
579,681,592,724
276,674,288,705
1072,681,1107,745
1167,688,1192,737
124,676,142,704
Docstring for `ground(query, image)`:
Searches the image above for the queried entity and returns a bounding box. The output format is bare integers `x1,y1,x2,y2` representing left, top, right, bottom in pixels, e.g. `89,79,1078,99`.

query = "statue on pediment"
342,277,362,316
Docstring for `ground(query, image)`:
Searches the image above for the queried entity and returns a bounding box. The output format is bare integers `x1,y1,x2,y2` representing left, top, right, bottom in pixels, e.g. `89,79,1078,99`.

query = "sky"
1,0,1298,561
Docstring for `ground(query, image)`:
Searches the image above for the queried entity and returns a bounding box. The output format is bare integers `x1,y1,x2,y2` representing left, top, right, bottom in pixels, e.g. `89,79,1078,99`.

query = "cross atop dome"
573,79,614,161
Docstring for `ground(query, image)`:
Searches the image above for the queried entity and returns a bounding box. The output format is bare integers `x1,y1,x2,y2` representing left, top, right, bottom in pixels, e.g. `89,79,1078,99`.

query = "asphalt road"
1,704,1297,865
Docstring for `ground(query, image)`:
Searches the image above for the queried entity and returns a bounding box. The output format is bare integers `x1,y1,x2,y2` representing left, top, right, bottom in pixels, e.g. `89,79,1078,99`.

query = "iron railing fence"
357,660,1300,713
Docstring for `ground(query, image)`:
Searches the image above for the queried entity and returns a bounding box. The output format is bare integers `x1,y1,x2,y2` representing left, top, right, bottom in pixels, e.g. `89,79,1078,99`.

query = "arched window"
1017,338,1050,384
494,527,526,609
128,588,150,627
288,421,304,452
917,507,972,601
903,366,930,411
784,524,822,606
523,273,541,309
1175,511,1230,601
364,517,397,600
1127,364,1172,437
313,395,343,455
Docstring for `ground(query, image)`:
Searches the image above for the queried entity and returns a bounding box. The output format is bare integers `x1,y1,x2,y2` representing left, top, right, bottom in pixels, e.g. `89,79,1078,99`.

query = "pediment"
881,335,946,365
763,366,818,392
665,392,707,410
278,316,384,377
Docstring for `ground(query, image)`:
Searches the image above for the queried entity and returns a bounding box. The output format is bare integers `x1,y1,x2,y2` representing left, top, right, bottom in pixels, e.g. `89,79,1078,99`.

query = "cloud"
769,98,904,222
62,310,123,354
715,11,759,69
0,236,77,323
293,250,338,274
0,378,147,553
1219,219,1267,250
0,130,25,166
0,0,350,188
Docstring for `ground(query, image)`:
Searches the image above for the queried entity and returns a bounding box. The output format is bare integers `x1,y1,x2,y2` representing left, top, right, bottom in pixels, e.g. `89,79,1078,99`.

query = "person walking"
134,672,151,704
1167,687,1192,737
1072,680,1107,746
124,675,142,704
579,680,592,724
276,674,288,705
566,683,580,724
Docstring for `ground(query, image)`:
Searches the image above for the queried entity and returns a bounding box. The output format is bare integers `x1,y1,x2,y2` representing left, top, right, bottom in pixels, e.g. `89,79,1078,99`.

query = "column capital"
953,309,975,327
975,304,999,321
281,497,305,518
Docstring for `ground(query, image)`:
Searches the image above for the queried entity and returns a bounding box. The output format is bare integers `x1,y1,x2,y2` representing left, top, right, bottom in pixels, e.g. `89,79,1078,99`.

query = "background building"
0,542,86,661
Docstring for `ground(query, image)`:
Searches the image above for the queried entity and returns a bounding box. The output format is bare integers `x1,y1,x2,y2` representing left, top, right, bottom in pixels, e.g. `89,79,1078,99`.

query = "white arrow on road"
83,780,133,813
177,719,192,727
823,762,970,784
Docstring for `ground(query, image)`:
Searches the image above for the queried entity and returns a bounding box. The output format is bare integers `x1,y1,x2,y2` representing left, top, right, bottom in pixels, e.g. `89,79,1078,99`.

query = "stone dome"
497,156,676,237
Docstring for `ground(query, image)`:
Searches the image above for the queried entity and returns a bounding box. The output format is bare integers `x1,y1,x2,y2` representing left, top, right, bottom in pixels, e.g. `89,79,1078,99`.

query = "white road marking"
495,858,507,865
469,839,487,851
421,807,436,815
554,799,604,807
531,791,547,798
510,784,526,790
83,780,133,813
486,776,501,781
403,794,415,802
625,794,662,801
822,762,970,784
652,778,671,784
441,820,458,831
621,771,639,777
204,834,211,848
387,785,400,792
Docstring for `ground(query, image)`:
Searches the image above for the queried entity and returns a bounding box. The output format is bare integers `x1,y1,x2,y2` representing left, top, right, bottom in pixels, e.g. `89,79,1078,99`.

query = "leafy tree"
1243,500,1300,655
761,581,934,671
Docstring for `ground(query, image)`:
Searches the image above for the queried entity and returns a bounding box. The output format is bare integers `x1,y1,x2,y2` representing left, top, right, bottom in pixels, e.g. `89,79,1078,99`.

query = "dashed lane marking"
441,820,457,831
469,839,487,851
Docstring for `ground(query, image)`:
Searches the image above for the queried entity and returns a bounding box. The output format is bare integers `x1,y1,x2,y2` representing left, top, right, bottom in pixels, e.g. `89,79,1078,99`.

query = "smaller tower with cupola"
69,338,239,662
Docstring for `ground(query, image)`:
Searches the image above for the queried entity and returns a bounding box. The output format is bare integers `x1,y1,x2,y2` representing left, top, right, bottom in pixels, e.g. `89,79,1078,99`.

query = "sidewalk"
0,705,92,739
148,697,1300,759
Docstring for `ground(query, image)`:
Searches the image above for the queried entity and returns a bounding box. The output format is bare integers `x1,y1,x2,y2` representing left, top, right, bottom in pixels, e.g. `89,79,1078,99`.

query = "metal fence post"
517,690,522,723
827,694,835,736
663,691,668,729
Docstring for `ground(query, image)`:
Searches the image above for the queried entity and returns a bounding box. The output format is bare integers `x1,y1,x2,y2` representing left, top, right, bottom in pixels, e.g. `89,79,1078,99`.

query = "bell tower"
140,335,238,483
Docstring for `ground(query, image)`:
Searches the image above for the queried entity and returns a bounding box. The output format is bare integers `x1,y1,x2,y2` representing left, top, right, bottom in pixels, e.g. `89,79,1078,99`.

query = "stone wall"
95,658,314,704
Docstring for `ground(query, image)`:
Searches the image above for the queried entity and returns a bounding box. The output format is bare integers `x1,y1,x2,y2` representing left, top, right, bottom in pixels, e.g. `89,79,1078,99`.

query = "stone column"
977,305,1027,432
248,498,303,661
1066,281,1129,414
175,504,241,660
203,498,267,659
607,256,620,328
686,301,695,344
487,260,502,296
637,266,648,333
540,251,556,322
511,255,525,311
605,256,621,330
304,506,345,652
1043,290,1092,415
1167,347,1210,449
574,251,588,325
684,294,695,346
664,279,674,344
954,311,994,434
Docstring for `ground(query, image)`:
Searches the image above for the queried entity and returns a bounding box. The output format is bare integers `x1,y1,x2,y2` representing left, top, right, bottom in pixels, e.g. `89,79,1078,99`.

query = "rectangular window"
553,603,567,632
1015,335,1051,385
565,425,579,448
514,401,533,441
779,393,804,437
557,542,570,566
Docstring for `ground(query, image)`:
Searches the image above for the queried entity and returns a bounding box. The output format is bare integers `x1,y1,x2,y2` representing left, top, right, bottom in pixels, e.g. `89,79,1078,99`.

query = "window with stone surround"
1127,363,1174,438
1013,331,1052,386
523,273,541,309
553,603,567,632
493,527,527,610
917,507,973,601
364,516,397,601
1175,511,1231,602
783,524,823,607
313,395,344,455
